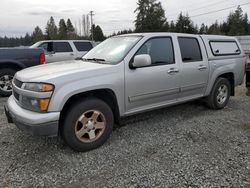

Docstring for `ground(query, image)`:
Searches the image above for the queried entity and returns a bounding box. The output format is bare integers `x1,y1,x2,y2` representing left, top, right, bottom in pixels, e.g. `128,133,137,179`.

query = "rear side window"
74,42,93,51
136,37,175,65
210,41,240,56
178,37,202,62
54,42,73,53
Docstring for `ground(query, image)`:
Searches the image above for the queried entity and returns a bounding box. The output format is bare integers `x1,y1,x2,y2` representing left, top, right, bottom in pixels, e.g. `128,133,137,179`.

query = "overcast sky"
1,0,250,37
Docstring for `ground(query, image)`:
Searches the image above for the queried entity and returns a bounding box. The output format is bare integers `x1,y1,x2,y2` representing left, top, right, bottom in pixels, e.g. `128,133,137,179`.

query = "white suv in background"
31,40,95,63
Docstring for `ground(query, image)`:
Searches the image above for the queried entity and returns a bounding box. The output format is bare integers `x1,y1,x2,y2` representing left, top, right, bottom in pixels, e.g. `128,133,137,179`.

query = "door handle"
70,53,74,56
168,68,179,74
198,65,207,70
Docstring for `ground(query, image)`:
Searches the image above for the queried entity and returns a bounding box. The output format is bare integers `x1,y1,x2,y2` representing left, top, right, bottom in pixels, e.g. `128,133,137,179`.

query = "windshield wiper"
82,58,106,62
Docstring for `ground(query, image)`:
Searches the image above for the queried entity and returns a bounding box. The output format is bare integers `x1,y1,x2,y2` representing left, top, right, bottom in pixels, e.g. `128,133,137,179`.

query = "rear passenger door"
178,36,209,100
50,42,75,63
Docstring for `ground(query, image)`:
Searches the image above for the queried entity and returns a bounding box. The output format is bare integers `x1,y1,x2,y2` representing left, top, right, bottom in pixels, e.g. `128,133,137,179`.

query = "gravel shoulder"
0,86,249,187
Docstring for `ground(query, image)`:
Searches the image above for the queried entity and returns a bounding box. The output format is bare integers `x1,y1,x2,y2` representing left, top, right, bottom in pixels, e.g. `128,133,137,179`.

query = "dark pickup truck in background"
0,48,45,96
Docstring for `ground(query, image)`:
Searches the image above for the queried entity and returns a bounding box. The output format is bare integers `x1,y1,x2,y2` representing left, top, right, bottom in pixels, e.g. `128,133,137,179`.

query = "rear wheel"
206,78,231,110
61,98,114,152
0,68,16,97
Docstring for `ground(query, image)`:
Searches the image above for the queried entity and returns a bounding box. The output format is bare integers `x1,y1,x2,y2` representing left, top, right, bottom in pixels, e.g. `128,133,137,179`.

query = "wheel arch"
217,72,235,96
0,61,25,71
59,88,121,128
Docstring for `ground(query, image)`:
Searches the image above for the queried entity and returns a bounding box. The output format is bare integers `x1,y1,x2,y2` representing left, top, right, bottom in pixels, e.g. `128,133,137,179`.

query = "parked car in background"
0,48,45,96
31,40,94,63
5,33,246,152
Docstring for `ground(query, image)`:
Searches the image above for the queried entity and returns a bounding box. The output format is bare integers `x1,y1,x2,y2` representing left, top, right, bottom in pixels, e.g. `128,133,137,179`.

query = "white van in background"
31,40,95,63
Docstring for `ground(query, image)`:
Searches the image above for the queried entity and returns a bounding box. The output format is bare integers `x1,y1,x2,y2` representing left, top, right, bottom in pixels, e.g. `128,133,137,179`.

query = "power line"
166,0,230,17
190,2,250,18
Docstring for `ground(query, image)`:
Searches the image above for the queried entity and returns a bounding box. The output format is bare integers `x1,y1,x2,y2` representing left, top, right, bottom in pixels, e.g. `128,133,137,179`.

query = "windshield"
83,36,142,64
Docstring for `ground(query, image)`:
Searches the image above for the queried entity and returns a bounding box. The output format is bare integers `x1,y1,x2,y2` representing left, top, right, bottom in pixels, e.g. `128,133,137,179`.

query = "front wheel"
61,98,114,152
206,78,231,110
0,68,16,97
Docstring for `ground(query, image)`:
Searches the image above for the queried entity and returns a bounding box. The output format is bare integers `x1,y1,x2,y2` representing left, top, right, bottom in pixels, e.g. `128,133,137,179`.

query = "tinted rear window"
178,37,202,62
210,41,240,56
74,42,93,51
54,42,73,53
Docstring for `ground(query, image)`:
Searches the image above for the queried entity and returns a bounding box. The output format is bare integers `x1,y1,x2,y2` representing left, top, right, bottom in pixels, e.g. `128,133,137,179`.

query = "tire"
0,68,16,97
61,97,114,152
206,78,231,110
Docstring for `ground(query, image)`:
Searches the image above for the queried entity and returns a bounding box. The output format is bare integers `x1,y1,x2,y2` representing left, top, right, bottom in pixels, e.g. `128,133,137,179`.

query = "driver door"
125,37,180,114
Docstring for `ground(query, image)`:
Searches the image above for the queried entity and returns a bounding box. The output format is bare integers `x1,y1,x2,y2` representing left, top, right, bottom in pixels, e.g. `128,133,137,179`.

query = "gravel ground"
0,85,250,188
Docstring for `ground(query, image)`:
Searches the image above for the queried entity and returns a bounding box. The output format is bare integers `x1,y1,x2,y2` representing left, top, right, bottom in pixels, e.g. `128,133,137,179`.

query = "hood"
15,60,113,82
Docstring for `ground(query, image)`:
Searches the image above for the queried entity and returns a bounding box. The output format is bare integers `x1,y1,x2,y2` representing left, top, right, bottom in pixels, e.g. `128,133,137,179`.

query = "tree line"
0,17,105,47
1,0,250,47
133,0,250,35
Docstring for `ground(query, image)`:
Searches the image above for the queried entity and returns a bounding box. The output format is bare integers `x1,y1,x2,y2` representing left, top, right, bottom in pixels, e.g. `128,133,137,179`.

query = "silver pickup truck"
5,33,246,152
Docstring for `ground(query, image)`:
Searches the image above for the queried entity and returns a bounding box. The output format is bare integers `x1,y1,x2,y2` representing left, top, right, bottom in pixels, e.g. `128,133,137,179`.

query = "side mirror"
131,54,151,69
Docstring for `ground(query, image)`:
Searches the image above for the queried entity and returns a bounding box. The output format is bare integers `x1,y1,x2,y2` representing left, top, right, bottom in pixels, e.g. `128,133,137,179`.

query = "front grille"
13,78,23,88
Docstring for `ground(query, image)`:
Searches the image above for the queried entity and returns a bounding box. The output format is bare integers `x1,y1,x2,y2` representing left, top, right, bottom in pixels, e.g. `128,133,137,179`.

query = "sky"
0,0,250,37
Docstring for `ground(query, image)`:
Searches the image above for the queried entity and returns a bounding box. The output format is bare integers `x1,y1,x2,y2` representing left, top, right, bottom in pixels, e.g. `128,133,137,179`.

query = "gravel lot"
0,85,250,188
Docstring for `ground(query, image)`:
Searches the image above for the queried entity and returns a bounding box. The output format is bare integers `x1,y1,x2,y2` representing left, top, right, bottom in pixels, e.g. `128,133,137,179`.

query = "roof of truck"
118,32,237,40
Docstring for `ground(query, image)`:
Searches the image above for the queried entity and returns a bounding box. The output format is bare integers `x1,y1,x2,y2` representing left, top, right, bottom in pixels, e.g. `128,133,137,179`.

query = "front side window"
135,37,175,65
30,42,53,53
54,42,73,53
178,37,202,62
39,42,53,53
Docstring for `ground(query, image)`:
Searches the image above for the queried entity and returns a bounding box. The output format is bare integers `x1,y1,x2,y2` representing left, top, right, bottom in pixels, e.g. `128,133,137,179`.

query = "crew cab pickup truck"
0,48,45,96
31,40,94,63
5,33,246,152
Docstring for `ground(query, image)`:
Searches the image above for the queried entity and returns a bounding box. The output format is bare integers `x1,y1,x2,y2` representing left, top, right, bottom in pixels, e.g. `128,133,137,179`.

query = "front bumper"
5,95,60,137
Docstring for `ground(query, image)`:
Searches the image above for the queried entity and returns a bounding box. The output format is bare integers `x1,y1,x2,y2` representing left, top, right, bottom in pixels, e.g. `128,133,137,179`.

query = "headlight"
20,83,54,112
22,96,50,112
24,83,54,92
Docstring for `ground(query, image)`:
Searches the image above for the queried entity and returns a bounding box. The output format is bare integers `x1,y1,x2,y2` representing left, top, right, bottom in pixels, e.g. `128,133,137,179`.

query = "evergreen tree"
227,6,247,35
220,22,230,35
91,25,106,41
199,23,208,34
175,13,196,33
32,26,44,43
169,21,175,32
134,0,167,32
116,29,134,35
208,21,222,34
243,13,249,34
45,16,58,39
66,18,77,39
58,19,67,39
24,33,32,46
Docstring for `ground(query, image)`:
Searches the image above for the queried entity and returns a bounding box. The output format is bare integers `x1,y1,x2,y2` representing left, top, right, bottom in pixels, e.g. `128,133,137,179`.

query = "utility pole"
89,11,95,41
